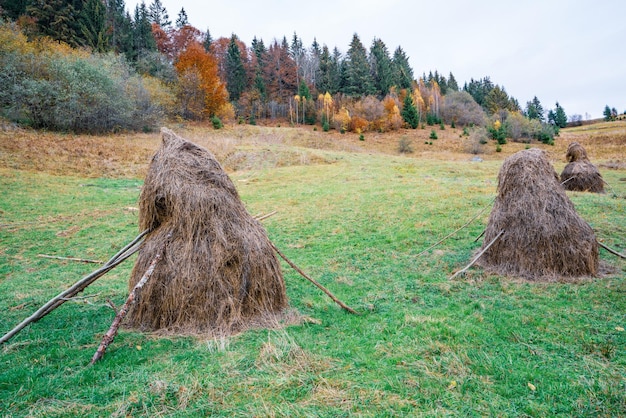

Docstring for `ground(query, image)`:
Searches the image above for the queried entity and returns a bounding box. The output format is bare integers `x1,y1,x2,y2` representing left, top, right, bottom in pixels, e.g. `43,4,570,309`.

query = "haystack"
560,142,605,193
477,148,598,280
126,128,287,335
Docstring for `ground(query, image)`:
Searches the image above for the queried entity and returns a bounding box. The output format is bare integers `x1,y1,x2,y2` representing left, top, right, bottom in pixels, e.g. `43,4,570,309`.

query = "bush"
398,137,413,153
429,130,438,140
0,23,163,133
211,115,223,129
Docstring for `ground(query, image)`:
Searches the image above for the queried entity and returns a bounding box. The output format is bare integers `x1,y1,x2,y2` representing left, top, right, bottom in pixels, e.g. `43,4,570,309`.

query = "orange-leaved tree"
174,41,228,120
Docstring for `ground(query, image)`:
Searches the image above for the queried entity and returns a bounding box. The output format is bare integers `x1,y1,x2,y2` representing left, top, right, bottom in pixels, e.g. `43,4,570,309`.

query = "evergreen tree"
603,105,613,121
148,0,170,28
316,45,333,94
402,93,419,128
0,0,31,20
27,0,80,47
369,38,393,98
308,38,321,89
290,32,304,87
343,33,374,96
251,36,267,101
553,102,567,128
225,34,246,102
175,7,188,28
525,96,544,121
106,0,133,55
132,2,157,61
79,0,110,52
484,85,512,115
391,46,413,90
203,28,213,52
463,77,494,109
447,72,459,91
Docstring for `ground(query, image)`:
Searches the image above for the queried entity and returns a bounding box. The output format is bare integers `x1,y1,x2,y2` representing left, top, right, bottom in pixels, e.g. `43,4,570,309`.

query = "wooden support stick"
255,211,278,222
91,250,162,364
38,254,103,264
416,201,492,257
0,230,149,345
448,230,505,280
598,241,626,259
269,242,358,315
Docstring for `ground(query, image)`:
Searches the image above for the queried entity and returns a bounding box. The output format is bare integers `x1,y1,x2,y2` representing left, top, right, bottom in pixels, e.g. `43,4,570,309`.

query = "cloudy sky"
128,0,625,119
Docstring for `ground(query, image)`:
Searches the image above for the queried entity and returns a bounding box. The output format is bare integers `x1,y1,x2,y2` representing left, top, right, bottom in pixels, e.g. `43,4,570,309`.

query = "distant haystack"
477,148,598,280
560,142,605,193
126,128,288,335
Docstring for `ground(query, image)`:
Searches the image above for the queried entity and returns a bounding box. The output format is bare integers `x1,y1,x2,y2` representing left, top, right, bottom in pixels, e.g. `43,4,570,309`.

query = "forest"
1,0,569,142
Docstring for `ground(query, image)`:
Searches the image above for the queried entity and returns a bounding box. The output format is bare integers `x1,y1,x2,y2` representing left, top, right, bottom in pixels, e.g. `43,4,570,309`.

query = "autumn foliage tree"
174,42,228,120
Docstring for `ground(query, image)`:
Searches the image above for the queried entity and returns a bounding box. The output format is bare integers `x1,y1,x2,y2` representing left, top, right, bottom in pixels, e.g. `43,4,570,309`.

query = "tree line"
0,0,570,143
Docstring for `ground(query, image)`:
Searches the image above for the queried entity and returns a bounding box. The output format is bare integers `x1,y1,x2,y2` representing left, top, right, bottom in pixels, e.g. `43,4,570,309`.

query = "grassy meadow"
0,121,625,417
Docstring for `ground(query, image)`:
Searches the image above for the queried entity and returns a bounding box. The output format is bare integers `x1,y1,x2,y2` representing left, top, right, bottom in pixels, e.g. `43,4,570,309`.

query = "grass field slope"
1,121,624,416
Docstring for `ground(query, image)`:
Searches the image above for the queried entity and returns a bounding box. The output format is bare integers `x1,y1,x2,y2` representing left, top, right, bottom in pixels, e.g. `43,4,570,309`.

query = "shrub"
211,115,223,129
429,130,438,140
398,137,413,153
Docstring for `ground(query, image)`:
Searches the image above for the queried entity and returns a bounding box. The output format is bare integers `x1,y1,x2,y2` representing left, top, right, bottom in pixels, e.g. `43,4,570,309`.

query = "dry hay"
477,148,598,280
560,142,605,193
126,128,288,336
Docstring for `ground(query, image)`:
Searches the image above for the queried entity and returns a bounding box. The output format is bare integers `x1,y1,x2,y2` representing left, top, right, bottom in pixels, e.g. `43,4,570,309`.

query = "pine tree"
484,85,511,115
131,2,157,61
391,46,413,90
343,33,374,96
225,34,246,102
175,7,188,28
203,28,213,52
603,105,613,121
402,93,419,129
554,102,567,128
148,0,170,28
106,0,133,55
369,38,393,98
463,77,494,109
27,0,80,47
447,72,459,91
79,0,110,52
525,96,544,121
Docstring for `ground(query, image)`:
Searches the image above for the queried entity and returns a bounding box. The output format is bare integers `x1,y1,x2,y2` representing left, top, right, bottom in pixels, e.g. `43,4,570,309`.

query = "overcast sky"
127,0,625,119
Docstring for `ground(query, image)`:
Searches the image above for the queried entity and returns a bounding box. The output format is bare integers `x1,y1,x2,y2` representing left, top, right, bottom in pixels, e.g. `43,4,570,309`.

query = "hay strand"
270,242,358,315
449,230,504,280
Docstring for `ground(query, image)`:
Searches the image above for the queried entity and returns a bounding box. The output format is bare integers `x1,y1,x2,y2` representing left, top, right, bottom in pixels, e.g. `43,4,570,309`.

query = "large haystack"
127,128,287,335
477,148,598,280
560,142,605,193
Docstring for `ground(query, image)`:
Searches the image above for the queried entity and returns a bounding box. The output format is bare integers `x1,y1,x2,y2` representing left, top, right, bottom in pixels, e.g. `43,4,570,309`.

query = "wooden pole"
38,254,103,264
269,241,358,315
416,200,492,257
448,230,505,280
0,230,149,345
598,241,626,259
91,250,162,364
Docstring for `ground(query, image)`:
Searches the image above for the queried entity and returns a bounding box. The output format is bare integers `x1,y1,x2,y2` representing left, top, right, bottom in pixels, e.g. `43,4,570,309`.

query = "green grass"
1,150,625,417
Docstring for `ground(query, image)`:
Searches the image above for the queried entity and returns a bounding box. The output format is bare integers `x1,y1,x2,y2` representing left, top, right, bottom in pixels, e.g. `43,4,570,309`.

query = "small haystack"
126,128,288,335
560,142,605,193
477,148,598,280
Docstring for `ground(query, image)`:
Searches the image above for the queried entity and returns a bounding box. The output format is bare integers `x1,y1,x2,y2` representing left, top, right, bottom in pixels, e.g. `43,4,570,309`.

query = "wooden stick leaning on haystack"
0,229,149,345
91,246,164,364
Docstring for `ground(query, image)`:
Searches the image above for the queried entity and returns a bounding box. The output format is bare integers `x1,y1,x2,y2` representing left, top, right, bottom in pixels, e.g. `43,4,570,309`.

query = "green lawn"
1,149,624,417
